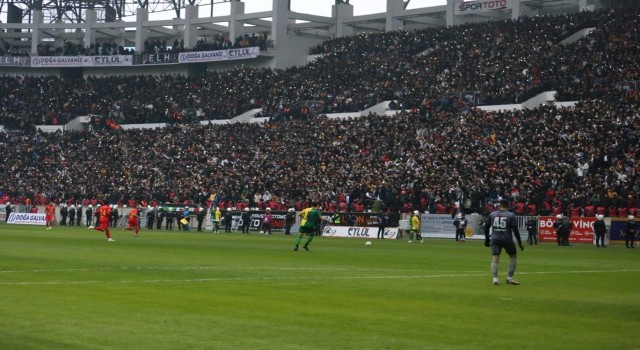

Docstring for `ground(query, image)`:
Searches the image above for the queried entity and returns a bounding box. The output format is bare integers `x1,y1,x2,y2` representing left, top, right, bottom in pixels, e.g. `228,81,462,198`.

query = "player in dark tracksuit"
484,199,524,286
623,216,638,248
593,215,607,248
68,205,76,226
553,214,572,246
224,209,233,232
165,209,175,230
453,213,467,242
241,209,251,233
526,218,538,245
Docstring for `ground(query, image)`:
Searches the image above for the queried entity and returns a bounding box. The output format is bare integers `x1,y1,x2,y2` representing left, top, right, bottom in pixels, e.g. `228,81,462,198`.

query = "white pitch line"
0,269,638,286
0,267,117,273
0,266,485,274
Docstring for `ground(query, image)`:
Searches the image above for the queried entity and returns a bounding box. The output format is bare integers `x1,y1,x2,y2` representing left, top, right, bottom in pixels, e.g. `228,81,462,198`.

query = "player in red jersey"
45,202,56,230
89,200,115,241
124,205,141,237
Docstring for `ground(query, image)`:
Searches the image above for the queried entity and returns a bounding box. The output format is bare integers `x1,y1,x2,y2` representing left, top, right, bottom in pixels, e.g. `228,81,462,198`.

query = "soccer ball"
365,241,372,246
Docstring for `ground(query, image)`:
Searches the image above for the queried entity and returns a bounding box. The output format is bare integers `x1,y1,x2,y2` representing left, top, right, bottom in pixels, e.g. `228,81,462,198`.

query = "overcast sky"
0,0,450,23
252,0,447,17
177,0,448,19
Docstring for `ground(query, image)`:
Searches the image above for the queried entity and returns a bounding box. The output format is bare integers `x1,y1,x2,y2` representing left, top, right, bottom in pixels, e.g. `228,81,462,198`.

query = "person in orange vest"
45,202,55,230
124,205,142,237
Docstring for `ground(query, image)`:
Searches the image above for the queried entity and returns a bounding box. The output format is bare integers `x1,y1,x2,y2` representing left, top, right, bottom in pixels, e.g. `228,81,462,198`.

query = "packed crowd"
307,7,637,106
0,8,639,216
1,8,638,127
0,93,638,216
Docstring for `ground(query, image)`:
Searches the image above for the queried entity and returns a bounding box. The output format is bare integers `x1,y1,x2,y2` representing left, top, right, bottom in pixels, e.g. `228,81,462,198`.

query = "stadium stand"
0,6,638,217
1,9,637,126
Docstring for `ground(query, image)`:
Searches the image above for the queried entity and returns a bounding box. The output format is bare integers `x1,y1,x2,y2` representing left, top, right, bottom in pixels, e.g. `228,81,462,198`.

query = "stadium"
0,0,639,349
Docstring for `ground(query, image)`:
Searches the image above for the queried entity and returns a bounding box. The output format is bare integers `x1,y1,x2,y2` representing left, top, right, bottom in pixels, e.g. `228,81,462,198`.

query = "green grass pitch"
0,223,638,350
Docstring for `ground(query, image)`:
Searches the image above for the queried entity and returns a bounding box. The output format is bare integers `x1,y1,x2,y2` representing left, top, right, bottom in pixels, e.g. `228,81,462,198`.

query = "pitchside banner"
454,0,511,15
132,47,259,65
27,48,258,67
90,55,133,66
322,225,399,239
200,210,400,234
178,47,260,64
538,216,595,243
30,55,133,67
133,53,179,65
217,211,395,233
420,214,485,240
223,211,288,232
420,214,537,241
31,56,90,67
608,218,638,241
7,213,46,225
0,56,31,66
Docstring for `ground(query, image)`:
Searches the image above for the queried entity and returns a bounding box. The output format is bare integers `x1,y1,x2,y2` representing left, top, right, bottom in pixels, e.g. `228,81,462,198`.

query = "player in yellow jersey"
298,207,312,227
409,210,422,243
294,203,327,251
212,207,222,233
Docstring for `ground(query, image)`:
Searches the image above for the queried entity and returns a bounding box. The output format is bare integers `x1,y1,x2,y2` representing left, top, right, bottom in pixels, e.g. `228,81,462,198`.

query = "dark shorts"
491,240,517,256
299,226,315,234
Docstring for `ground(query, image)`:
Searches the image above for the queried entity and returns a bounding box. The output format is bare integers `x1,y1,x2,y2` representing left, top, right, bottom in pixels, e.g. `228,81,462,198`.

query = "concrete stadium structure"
0,0,618,73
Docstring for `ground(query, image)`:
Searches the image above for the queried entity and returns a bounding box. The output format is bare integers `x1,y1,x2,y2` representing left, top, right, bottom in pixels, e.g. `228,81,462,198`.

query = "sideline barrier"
538,216,595,243
7,213,46,225
420,214,486,240
322,225,398,239
8,206,633,245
